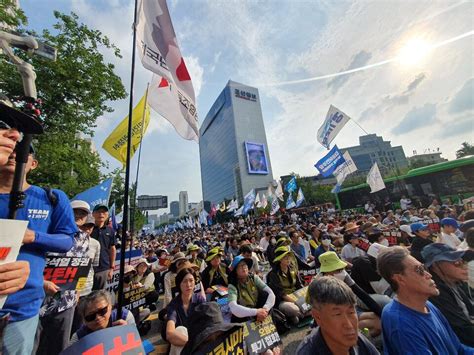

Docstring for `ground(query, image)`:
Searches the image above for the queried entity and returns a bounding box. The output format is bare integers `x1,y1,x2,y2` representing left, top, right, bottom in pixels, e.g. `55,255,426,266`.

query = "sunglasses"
84,306,108,322
452,259,467,268
414,264,429,276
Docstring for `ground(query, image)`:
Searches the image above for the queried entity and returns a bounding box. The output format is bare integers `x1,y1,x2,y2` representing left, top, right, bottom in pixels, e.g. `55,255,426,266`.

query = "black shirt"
410,236,433,263
296,327,380,355
351,256,381,294
91,225,115,272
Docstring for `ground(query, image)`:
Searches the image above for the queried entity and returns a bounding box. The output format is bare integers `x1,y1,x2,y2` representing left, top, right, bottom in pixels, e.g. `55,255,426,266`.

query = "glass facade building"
199,80,273,204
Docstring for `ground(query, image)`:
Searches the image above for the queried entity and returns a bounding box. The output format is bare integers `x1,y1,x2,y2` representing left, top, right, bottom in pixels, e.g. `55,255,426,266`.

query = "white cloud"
184,55,204,98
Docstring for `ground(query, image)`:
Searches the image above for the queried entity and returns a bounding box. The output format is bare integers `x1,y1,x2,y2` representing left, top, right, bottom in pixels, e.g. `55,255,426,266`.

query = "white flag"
275,180,284,201
261,193,268,209
255,193,261,208
137,0,199,142
334,151,358,184
227,199,238,212
234,205,244,217
296,188,305,207
317,105,351,149
367,162,386,193
270,197,280,215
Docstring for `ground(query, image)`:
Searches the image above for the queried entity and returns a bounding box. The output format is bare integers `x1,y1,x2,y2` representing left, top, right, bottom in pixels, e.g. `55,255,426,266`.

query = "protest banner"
299,268,316,286
287,286,311,313
123,286,147,311
105,249,143,294
317,105,351,149
195,325,245,355
243,316,281,354
314,145,346,177
0,220,28,308
382,230,402,246
357,237,371,252
43,256,92,291
421,218,441,233
60,324,144,355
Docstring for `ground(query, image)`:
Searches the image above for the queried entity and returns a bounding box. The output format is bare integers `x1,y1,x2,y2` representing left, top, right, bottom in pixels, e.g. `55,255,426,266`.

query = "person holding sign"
0,147,76,354
201,247,228,297
296,277,379,355
267,246,305,325
70,290,135,344
166,265,205,355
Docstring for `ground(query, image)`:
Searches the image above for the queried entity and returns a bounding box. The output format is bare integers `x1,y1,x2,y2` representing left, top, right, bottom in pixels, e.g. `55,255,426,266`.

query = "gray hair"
377,246,409,292
80,290,112,319
307,276,356,309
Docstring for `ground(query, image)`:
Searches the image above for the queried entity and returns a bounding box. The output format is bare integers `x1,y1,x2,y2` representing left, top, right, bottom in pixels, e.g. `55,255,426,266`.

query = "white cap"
399,225,414,237
70,200,91,213
367,243,388,259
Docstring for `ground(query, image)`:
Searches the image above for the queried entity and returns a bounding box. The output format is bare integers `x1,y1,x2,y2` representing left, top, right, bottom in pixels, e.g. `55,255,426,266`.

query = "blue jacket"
0,186,76,321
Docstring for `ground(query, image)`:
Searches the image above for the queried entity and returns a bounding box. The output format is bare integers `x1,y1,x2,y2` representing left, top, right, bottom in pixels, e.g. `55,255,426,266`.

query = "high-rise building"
178,191,188,217
170,201,179,217
199,80,274,204
340,134,408,174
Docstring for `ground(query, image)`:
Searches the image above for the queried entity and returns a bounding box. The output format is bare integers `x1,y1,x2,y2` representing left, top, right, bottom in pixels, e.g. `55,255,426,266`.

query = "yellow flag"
102,90,150,165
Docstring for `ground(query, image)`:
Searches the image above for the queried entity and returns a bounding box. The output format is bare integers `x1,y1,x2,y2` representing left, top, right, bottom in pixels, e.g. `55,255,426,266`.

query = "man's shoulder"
296,328,329,355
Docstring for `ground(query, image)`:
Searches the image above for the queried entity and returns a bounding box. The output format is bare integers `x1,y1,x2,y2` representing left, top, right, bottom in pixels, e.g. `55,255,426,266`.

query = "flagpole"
117,0,139,318
130,83,149,250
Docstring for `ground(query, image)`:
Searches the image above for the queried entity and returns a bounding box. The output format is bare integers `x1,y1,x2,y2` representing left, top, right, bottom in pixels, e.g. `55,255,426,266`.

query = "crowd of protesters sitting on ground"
0,131,473,355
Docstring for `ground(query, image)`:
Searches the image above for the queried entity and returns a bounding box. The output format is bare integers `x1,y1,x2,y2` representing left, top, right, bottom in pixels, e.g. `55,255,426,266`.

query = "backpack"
42,187,58,207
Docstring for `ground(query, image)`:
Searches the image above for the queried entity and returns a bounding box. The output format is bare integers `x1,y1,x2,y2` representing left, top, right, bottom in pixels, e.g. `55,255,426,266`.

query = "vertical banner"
317,105,351,149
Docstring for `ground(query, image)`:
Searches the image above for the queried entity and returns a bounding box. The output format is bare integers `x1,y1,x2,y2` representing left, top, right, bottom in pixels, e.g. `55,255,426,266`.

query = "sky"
20,0,473,214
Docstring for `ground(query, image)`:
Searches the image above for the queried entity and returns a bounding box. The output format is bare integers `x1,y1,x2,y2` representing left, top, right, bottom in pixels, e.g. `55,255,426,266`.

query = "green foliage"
0,1,27,29
0,11,126,196
456,142,474,159
107,168,125,212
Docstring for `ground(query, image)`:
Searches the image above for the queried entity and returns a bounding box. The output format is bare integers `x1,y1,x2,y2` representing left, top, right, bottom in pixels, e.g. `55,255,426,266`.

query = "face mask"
380,239,389,247
270,238,276,245
333,270,347,281
322,239,331,246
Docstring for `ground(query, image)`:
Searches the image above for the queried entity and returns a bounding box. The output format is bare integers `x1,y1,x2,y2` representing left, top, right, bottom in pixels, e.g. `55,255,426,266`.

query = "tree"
0,1,27,28
0,11,127,196
108,168,125,212
456,142,474,159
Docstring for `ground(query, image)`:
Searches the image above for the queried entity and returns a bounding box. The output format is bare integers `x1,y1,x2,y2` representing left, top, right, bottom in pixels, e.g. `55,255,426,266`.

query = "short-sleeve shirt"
167,293,206,328
91,225,115,272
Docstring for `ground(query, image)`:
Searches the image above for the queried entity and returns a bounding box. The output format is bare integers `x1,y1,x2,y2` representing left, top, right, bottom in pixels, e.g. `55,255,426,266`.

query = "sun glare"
398,38,432,66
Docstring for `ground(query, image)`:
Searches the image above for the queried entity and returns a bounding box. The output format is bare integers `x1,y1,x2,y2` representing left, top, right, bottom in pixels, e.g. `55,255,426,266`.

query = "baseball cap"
70,200,91,213
440,218,459,229
0,97,43,134
92,204,109,212
399,224,414,237
367,243,388,259
421,243,466,268
83,214,95,226
410,223,429,233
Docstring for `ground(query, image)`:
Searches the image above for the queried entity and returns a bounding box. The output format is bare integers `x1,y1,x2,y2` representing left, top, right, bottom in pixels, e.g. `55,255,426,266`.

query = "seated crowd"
6,195,474,354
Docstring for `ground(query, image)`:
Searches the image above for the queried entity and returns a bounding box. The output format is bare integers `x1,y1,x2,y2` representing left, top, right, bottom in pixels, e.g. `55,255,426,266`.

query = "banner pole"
117,0,139,317
130,83,149,249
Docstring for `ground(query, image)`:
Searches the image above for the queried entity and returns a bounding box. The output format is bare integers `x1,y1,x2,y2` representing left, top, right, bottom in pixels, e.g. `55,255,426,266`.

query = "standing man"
0,148,76,354
91,204,116,290
377,246,473,353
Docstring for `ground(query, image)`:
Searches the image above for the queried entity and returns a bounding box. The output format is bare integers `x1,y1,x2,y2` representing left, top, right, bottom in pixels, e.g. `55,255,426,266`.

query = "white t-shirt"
341,244,366,262
437,232,461,249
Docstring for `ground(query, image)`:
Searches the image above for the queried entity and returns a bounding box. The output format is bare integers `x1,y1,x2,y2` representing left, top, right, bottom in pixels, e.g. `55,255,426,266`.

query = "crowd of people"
1,108,473,354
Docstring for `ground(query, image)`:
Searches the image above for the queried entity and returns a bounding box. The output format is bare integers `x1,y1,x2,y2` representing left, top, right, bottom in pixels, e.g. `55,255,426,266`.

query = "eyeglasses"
414,264,428,276
452,260,467,268
84,306,108,322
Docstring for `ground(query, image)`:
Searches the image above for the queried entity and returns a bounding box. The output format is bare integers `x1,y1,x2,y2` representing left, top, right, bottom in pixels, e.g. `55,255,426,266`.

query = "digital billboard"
137,195,168,210
244,141,269,175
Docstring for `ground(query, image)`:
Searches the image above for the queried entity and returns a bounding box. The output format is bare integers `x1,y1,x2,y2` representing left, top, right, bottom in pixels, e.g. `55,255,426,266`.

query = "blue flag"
285,176,297,192
72,178,113,209
314,145,346,177
286,193,296,209
242,189,256,215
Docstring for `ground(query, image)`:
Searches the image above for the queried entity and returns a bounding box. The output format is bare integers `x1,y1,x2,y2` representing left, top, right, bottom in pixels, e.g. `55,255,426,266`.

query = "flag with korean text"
137,0,199,142
317,105,351,149
367,162,386,193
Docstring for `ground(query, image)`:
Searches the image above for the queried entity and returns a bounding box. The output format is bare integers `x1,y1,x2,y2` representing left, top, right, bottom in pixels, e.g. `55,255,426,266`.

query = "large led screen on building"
245,141,269,174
